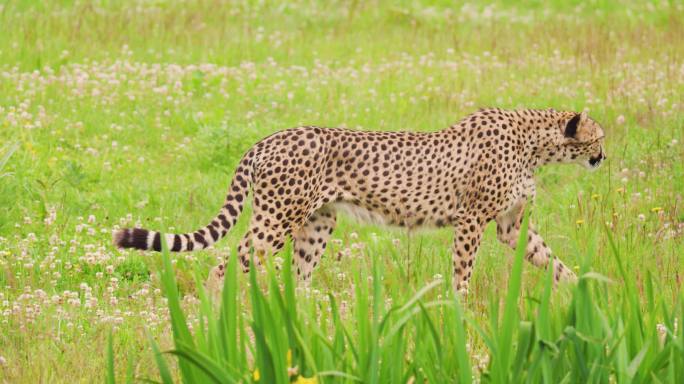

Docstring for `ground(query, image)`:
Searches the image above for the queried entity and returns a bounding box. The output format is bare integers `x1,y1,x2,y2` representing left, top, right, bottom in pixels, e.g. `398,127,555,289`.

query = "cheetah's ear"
564,113,581,138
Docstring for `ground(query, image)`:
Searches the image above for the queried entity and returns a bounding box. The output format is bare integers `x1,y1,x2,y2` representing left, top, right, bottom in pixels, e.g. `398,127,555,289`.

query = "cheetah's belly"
330,202,391,226
329,201,450,230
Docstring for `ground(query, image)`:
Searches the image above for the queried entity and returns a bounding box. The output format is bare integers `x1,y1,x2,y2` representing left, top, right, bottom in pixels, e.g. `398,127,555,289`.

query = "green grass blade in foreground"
148,333,174,384
453,294,473,384
328,294,352,372
510,321,533,382
107,332,116,384
158,232,200,383
398,278,444,312
264,259,291,382
0,142,18,178
167,343,236,384
192,267,214,356
317,370,363,382
218,250,242,370
369,256,382,384
248,259,287,384
534,249,556,383
490,210,529,382
268,252,305,374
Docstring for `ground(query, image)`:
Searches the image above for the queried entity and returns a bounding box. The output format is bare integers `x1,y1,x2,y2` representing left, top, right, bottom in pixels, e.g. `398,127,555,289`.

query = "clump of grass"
144,233,473,383
106,216,684,382
0,142,18,179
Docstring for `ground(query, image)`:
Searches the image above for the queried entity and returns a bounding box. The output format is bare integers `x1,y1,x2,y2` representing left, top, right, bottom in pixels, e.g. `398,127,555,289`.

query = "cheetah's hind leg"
292,206,337,282
206,214,289,296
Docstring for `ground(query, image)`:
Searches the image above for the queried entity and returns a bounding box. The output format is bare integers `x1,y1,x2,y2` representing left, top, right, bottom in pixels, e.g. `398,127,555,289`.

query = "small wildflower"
253,368,260,381
657,323,667,335
576,219,584,225
657,323,669,345
294,375,317,384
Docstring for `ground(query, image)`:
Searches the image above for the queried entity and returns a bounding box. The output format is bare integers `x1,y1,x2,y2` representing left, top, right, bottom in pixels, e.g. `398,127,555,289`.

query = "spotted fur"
114,108,606,291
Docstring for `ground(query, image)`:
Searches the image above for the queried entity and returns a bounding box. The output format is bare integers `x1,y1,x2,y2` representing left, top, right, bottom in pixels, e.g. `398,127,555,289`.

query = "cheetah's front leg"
452,218,484,293
496,201,576,283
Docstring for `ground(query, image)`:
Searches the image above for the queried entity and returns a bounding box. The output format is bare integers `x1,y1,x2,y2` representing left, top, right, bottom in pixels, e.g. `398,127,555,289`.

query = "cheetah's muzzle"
588,150,606,168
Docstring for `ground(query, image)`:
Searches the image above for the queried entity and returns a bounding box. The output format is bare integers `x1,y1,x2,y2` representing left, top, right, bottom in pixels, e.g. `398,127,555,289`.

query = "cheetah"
114,108,606,292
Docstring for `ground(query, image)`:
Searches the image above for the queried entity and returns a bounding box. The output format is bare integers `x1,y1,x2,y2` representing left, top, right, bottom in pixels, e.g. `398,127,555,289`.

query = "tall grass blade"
452,295,472,384
218,250,239,368
167,344,236,384
491,210,529,382
248,261,286,384
0,142,18,178
106,332,116,384
158,232,199,383
148,333,174,384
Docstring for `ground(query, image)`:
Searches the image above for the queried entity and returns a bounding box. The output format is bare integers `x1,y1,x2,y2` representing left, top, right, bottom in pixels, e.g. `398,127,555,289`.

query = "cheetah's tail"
113,153,254,252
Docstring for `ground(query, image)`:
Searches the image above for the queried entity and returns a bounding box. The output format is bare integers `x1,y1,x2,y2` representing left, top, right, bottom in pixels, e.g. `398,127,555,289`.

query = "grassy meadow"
1,1,683,382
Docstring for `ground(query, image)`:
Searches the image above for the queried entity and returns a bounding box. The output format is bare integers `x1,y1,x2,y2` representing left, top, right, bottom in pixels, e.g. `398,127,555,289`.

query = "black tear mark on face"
564,114,581,138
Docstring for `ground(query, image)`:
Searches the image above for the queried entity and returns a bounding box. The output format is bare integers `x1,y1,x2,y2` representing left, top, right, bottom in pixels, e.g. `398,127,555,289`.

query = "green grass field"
1,1,683,382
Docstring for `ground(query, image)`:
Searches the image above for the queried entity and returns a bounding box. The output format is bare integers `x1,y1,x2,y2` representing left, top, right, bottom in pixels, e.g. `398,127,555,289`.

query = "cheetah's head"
560,111,606,170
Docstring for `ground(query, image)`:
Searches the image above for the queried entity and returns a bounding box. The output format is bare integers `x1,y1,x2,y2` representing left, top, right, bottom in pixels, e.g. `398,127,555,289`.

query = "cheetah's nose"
589,150,605,167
